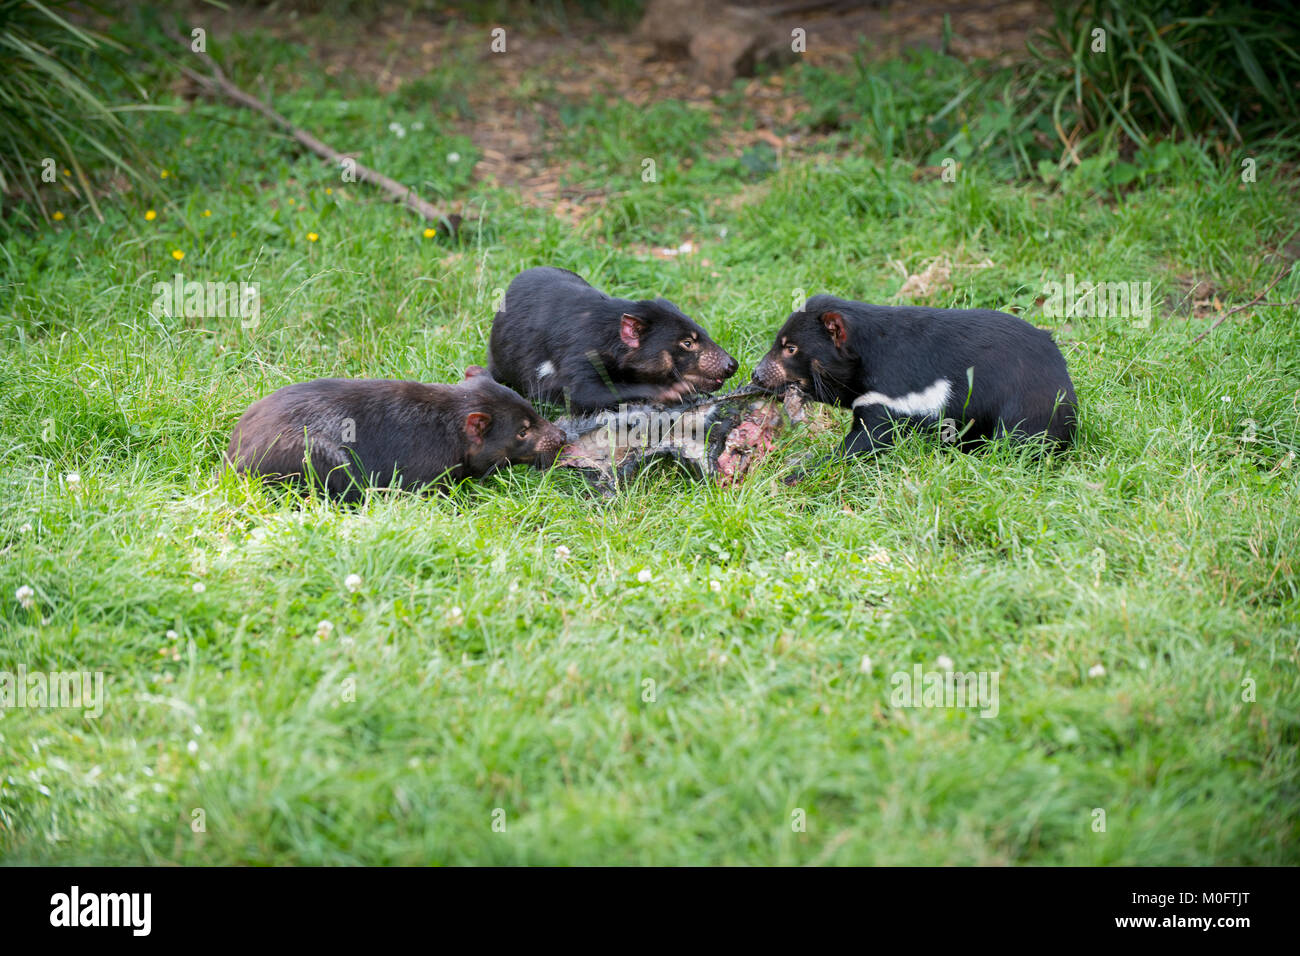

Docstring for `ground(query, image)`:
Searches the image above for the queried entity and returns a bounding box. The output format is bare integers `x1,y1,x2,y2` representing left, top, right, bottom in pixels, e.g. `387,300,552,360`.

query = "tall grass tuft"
0,0,157,222
798,1,1300,181
1016,0,1300,169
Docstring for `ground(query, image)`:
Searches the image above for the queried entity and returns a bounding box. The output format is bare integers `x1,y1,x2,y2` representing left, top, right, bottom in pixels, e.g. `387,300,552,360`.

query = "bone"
555,385,800,491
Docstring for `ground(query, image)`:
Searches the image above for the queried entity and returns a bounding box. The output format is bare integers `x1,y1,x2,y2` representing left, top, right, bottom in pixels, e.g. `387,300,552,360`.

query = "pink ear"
464,365,488,380
821,311,848,349
465,411,491,442
620,313,646,349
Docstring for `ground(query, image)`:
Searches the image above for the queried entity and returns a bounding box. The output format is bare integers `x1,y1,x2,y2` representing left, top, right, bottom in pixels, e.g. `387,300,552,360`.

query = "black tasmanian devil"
752,294,1077,457
225,367,565,498
488,266,739,412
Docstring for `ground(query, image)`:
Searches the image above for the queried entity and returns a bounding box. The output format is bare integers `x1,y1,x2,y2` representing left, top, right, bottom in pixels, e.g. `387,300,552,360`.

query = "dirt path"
177,0,1046,204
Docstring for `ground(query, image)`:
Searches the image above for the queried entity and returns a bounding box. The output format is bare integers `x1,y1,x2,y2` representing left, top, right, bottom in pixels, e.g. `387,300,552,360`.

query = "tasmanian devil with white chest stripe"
488,266,739,412
752,294,1076,459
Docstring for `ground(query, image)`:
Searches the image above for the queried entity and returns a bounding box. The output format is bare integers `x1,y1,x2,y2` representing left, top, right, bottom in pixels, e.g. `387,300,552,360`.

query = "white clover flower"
1221,395,1231,404
186,740,199,755
936,654,954,671
15,585,35,609
784,550,798,563
709,579,721,593
388,121,406,138
447,151,460,163
18,523,32,534
166,629,178,641
345,573,362,592
446,606,465,626
314,620,334,642
65,472,81,488
554,545,571,559
191,582,206,594
1088,663,1106,678
859,655,872,675
637,569,653,583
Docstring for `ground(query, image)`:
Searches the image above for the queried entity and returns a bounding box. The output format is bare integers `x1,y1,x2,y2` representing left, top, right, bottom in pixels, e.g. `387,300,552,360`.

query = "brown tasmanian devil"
225,367,565,499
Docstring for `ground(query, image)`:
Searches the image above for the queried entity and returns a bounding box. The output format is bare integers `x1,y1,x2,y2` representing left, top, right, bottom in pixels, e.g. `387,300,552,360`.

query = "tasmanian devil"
225,367,565,498
488,266,739,412
752,294,1076,459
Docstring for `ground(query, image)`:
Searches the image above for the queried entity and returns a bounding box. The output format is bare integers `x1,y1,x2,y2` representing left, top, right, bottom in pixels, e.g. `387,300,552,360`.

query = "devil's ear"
620,313,647,349
464,365,489,380
465,411,491,442
820,311,848,350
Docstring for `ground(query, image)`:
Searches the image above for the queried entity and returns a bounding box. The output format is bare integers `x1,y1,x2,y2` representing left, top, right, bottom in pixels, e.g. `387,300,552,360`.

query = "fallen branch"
165,27,459,233
1190,266,1295,343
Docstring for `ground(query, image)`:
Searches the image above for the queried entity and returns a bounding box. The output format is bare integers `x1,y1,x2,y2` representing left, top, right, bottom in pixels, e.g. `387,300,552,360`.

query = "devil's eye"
680,338,697,351
784,344,798,356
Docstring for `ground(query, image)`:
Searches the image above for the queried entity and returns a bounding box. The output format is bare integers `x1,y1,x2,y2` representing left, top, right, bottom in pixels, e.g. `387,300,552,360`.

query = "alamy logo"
151,273,261,327
580,407,715,453
50,886,151,936
0,665,104,718
1042,274,1151,324
890,664,1000,718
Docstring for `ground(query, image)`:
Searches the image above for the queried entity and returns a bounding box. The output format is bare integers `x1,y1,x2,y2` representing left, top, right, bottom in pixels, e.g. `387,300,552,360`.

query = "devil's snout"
751,357,777,387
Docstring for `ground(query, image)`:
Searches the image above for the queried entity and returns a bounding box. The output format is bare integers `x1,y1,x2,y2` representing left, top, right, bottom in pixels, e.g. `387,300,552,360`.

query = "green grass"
1,20,1298,865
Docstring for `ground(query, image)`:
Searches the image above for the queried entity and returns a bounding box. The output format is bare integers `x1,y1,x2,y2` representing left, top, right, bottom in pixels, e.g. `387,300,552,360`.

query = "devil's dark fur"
489,266,738,412
225,368,565,499
752,295,1076,458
